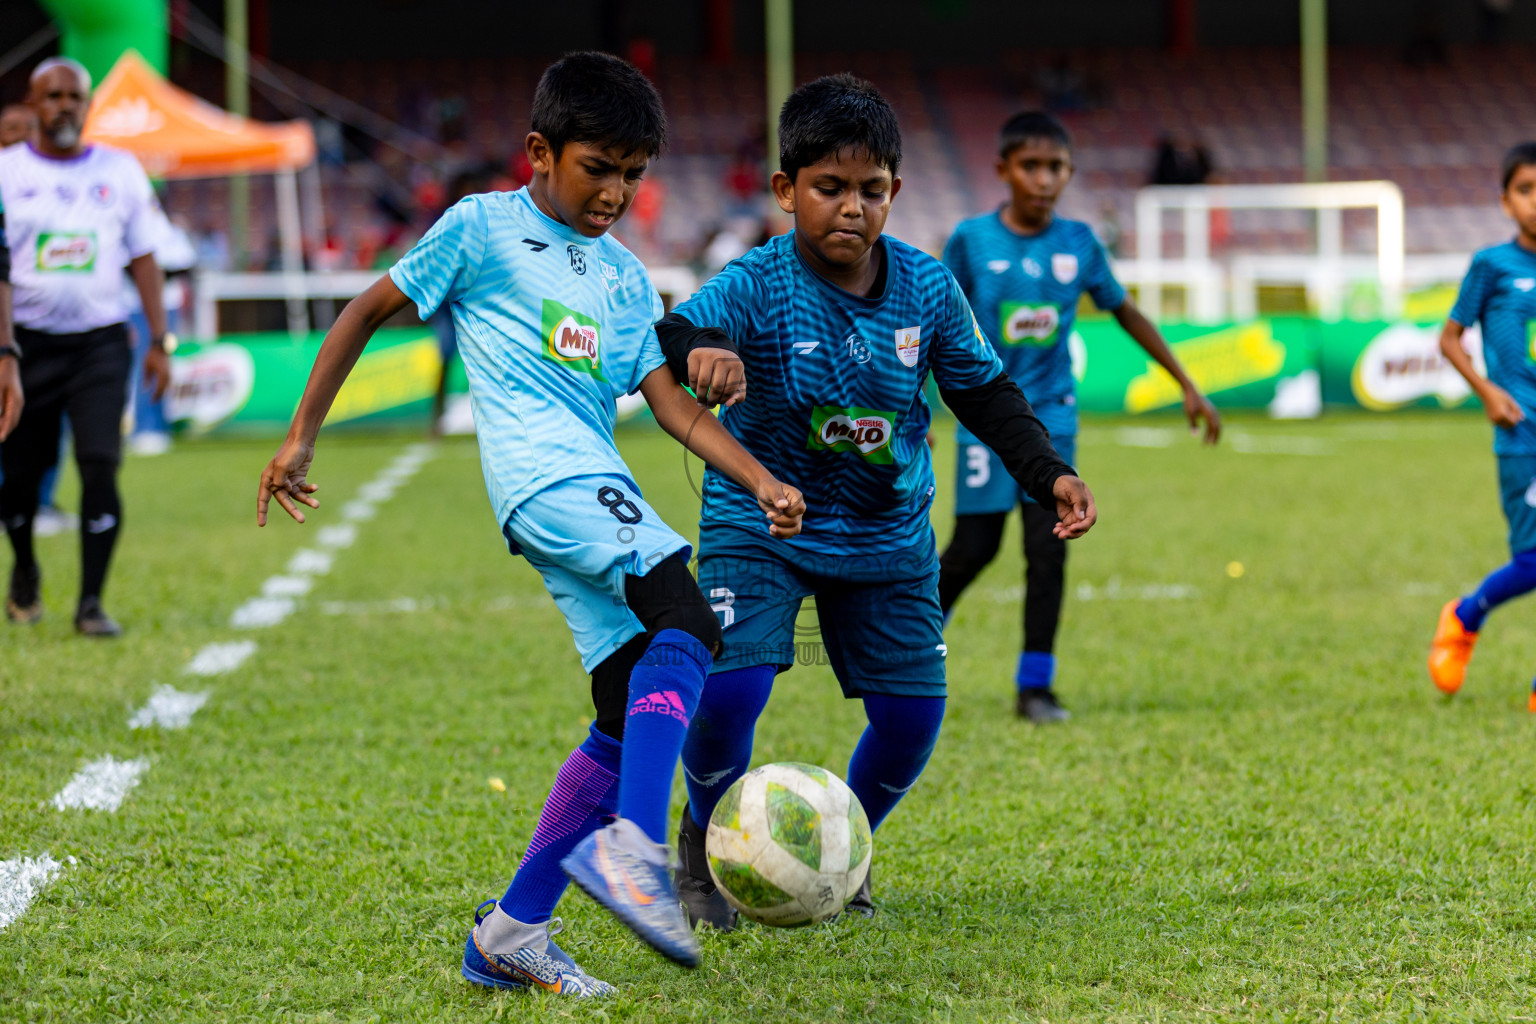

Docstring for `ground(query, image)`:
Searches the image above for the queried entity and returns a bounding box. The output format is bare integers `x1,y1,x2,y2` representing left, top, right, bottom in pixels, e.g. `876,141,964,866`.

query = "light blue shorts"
503,473,691,672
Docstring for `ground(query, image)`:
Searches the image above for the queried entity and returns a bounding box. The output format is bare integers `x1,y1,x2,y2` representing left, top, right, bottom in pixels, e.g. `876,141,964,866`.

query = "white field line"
129,686,210,730
287,549,334,575
184,640,257,676
51,756,150,812
315,524,357,549
262,575,314,598
0,854,71,930
230,596,296,629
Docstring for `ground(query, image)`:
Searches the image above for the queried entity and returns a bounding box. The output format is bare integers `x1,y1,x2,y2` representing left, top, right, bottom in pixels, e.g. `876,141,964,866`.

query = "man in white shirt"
0,57,173,636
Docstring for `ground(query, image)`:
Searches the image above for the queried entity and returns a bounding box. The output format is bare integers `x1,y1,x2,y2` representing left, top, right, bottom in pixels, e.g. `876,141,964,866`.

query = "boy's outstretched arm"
639,366,805,538
1112,298,1221,444
257,275,413,526
1440,318,1525,427
941,372,1096,539
655,311,747,408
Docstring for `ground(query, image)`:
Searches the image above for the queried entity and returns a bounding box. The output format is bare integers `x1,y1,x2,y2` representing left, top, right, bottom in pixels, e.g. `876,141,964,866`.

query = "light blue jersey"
390,187,667,526
1449,240,1536,456
389,188,688,671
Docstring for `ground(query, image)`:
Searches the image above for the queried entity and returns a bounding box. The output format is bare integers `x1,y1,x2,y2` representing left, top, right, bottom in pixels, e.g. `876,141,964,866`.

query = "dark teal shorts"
695,522,946,699
1498,455,1536,555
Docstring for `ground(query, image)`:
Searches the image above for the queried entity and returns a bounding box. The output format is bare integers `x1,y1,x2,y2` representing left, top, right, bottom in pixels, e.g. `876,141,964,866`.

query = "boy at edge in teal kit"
1429,140,1536,710
257,53,805,995
937,111,1220,723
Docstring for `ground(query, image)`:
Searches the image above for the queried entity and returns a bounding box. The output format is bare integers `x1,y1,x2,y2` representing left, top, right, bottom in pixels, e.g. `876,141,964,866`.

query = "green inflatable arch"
38,0,166,82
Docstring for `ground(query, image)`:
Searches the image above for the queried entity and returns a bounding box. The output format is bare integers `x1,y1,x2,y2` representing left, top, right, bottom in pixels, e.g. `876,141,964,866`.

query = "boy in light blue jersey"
1429,141,1536,710
937,111,1219,723
656,76,1097,930
257,53,804,994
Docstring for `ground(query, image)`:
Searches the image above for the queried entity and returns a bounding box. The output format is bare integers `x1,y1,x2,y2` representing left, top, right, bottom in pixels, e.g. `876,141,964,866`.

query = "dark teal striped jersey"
943,212,1124,441
674,231,1003,555
1450,240,1536,456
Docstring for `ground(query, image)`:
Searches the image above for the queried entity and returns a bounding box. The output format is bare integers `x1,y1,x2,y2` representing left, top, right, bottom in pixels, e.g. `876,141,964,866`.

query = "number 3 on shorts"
596,485,643,524
964,445,990,488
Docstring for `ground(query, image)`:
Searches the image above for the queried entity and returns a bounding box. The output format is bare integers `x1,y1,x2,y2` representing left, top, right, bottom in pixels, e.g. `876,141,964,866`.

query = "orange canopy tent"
83,50,314,178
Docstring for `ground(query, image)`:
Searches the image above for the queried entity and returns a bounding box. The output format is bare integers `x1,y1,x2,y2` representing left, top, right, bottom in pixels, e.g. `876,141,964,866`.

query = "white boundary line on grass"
5,442,437,934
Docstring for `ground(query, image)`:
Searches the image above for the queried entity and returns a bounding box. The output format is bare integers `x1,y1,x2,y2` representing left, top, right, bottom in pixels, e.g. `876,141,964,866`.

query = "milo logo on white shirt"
1001,301,1060,346
36,231,97,272
541,298,604,380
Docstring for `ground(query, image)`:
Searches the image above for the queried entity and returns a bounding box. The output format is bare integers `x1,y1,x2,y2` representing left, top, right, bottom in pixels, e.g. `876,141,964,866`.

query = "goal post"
1129,180,1406,323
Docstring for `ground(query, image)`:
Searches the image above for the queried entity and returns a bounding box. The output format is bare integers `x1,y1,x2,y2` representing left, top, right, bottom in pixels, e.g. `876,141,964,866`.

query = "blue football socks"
616,629,711,844
1455,549,1536,632
680,665,776,825
846,693,946,832
1017,650,1056,691
500,724,620,924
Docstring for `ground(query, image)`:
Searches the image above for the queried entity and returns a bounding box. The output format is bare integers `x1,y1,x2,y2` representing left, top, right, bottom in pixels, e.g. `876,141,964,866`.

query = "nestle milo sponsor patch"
805,405,898,464
1000,301,1060,346
36,232,97,272
541,299,604,380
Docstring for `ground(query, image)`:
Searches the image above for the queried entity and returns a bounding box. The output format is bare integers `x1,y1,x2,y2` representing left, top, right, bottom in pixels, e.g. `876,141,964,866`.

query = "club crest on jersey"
845,333,873,364
567,245,586,275
895,325,921,368
806,405,898,464
540,298,604,380
1022,256,1043,278
36,231,97,272
1001,301,1060,346
597,258,623,295
89,183,113,207
1052,252,1078,283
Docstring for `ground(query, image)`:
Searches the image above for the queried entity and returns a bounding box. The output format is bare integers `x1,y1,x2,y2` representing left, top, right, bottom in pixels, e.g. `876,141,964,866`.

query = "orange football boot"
1528,692,1536,713
1428,600,1478,694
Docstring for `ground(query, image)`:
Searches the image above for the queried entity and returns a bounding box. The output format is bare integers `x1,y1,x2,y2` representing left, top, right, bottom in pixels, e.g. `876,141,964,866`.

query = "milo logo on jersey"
806,405,898,464
541,298,604,380
36,231,97,272
1001,301,1060,346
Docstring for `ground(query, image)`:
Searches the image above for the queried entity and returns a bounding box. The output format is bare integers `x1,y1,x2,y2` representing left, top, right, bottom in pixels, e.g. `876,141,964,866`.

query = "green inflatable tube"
37,0,166,83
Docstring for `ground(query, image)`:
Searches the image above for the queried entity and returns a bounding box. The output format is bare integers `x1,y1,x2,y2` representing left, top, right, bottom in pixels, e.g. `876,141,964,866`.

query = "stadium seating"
160,45,1526,269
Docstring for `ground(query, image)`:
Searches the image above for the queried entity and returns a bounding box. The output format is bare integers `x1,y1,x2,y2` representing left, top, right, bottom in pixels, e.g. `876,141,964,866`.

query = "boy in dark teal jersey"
937,111,1220,723
1429,141,1536,709
657,77,1097,929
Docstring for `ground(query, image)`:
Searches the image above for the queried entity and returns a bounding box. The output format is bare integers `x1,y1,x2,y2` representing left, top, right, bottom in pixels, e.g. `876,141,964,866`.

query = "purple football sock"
617,629,710,844
499,724,621,924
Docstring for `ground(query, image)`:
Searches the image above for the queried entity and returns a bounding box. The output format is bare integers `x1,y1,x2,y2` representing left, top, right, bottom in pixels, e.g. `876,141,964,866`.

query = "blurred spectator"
126,208,194,456
1037,57,1088,114
1480,0,1512,43
1403,3,1449,66
1096,199,1123,258
0,103,38,146
1150,131,1212,185
192,217,230,272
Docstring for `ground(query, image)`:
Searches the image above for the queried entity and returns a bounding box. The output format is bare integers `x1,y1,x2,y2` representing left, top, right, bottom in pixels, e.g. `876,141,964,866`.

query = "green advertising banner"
166,317,1478,438
1071,319,1319,415
167,329,452,436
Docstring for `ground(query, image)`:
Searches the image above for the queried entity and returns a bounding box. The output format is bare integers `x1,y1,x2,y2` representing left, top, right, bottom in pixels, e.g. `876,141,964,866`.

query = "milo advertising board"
1072,319,1319,414
1316,321,1483,411
164,329,450,436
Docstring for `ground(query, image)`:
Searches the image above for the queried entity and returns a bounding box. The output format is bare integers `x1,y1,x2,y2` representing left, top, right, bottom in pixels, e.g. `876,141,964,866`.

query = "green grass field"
3,413,1535,1023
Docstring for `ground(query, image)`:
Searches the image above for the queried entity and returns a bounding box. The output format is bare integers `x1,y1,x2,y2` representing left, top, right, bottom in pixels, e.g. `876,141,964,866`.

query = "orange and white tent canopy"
83,50,314,179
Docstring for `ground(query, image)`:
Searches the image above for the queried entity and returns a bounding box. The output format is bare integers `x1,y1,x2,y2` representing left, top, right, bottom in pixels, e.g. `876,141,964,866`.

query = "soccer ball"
705,761,873,927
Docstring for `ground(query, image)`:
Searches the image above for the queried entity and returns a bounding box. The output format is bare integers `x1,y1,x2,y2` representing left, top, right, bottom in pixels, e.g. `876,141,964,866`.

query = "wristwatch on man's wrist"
0,341,20,363
153,332,178,355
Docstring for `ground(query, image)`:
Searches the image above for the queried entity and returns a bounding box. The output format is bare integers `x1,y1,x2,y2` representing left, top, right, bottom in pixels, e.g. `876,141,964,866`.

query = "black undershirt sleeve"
655,311,739,386
940,371,1076,509
0,212,10,284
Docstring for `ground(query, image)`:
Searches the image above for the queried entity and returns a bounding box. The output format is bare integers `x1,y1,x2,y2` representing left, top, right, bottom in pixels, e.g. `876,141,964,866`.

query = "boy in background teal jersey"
1429,141,1536,709
938,111,1220,723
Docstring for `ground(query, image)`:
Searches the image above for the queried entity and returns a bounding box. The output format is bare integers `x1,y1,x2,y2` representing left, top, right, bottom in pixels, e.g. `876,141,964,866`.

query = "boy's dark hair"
1501,141,1536,190
998,111,1072,158
778,74,901,179
530,51,667,159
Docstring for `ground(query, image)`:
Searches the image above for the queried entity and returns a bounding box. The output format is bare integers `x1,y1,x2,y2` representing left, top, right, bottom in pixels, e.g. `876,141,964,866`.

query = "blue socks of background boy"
1455,549,1536,632
1017,651,1056,691
616,629,711,843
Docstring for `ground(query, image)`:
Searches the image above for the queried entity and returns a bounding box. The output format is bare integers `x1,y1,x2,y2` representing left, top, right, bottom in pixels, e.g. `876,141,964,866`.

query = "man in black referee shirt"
0,58,172,636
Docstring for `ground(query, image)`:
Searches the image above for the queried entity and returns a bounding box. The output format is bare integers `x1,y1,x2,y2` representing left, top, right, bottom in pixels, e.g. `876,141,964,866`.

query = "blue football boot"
561,817,701,968
461,900,615,996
